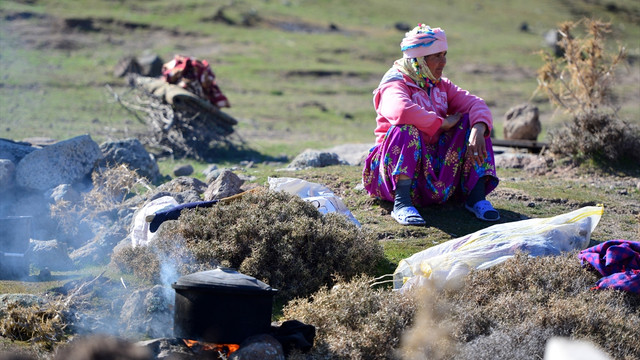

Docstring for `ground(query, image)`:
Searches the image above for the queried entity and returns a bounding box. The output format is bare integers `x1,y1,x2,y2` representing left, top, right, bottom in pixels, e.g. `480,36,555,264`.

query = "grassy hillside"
1,0,639,159
1,2,639,358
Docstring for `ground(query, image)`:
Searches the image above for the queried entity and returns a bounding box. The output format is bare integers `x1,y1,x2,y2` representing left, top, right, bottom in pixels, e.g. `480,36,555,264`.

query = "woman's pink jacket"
373,68,493,144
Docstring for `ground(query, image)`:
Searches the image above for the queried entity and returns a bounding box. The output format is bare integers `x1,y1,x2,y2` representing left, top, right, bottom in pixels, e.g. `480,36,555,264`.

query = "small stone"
173,164,194,177
527,202,536,208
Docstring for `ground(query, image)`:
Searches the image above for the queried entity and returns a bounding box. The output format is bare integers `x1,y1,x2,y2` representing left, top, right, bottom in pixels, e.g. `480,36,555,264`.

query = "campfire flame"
183,339,240,355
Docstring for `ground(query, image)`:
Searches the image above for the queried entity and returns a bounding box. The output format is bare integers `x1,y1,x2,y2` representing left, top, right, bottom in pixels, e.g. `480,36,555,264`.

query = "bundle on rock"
111,55,237,160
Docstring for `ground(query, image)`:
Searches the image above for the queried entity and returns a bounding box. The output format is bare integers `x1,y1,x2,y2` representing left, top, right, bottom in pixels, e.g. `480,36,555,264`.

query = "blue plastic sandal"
465,200,500,221
391,206,426,226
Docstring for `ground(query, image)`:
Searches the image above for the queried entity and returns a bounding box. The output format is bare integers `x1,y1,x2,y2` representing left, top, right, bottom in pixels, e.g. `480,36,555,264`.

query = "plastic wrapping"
394,206,604,291
268,177,361,227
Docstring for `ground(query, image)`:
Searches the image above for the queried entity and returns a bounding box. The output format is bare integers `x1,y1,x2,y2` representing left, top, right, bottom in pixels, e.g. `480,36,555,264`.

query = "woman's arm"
443,79,493,136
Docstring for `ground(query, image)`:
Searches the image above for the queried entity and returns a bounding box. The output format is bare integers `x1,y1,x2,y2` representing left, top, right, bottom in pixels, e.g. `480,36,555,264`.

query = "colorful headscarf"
395,24,448,88
394,57,439,89
400,24,447,59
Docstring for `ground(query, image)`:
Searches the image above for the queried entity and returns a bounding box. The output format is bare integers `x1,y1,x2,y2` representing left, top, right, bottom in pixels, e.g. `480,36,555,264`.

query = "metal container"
172,267,278,344
0,216,32,279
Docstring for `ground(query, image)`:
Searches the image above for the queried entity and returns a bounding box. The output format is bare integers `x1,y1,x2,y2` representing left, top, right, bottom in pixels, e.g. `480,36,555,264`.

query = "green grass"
2,0,638,150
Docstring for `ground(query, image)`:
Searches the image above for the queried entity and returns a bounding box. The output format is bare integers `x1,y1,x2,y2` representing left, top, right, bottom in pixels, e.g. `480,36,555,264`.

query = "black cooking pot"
172,267,278,344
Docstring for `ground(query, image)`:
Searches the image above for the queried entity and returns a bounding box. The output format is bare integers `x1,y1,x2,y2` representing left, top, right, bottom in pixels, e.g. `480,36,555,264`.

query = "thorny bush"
112,188,385,302
283,275,417,360
407,252,640,360
279,252,639,360
535,18,640,164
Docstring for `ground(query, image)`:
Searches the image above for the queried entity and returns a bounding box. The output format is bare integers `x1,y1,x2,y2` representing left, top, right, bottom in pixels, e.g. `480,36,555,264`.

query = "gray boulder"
324,143,373,166
120,285,174,339
230,334,285,360
99,138,161,182
503,103,541,141
15,134,102,191
0,138,37,163
287,149,348,169
149,176,207,204
204,170,244,200
172,164,194,177
69,222,129,267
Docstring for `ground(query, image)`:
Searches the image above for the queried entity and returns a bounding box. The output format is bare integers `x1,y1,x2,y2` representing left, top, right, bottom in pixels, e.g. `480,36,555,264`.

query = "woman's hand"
440,113,462,131
467,123,488,166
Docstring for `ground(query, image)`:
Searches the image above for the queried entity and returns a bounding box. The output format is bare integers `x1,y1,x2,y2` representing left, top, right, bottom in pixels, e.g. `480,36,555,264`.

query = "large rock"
230,334,285,360
324,143,373,166
120,285,174,339
503,103,541,141
99,138,161,182
287,149,348,170
148,176,207,204
69,222,129,267
204,170,244,200
15,135,102,191
0,138,37,163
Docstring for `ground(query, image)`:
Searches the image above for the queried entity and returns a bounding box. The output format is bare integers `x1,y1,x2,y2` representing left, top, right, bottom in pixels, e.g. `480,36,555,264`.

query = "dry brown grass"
0,300,68,351
283,276,417,360
83,164,149,214
278,252,639,360
408,252,640,360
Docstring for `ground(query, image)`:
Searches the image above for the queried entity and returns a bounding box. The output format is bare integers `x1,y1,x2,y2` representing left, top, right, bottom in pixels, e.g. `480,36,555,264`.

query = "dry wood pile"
109,75,238,160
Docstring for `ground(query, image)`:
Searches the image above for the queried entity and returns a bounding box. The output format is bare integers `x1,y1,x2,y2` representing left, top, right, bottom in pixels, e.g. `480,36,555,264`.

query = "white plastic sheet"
130,196,179,248
268,177,361,227
394,206,604,291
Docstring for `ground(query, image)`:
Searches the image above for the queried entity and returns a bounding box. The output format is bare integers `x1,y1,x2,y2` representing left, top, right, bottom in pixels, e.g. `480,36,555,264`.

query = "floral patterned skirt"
362,114,499,207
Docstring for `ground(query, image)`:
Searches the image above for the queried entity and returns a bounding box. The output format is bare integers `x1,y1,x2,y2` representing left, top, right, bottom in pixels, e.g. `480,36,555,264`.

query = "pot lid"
173,267,277,292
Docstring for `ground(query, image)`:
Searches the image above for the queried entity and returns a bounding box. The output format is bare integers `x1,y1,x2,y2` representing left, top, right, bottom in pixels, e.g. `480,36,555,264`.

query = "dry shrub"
50,164,149,237
407,252,640,360
83,164,149,213
283,276,417,360
110,244,162,283
253,252,637,360
110,227,213,283
535,18,640,163
547,108,640,164
113,189,384,302
0,301,69,350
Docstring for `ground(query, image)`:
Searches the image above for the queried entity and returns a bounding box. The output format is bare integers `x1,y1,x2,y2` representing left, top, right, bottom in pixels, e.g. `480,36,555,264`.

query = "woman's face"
424,51,447,79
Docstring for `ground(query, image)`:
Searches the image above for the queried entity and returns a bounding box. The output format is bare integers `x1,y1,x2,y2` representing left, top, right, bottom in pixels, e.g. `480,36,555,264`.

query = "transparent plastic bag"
268,177,361,227
394,206,604,291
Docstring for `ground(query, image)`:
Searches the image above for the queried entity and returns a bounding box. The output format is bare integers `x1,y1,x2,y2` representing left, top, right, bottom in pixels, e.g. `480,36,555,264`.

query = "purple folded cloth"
578,240,640,294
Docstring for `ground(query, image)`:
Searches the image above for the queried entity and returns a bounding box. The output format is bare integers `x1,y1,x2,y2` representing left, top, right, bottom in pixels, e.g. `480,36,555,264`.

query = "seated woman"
362,24,500,226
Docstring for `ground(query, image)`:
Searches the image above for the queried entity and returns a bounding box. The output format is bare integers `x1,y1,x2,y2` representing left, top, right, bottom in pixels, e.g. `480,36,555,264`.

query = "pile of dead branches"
108,75,239,160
